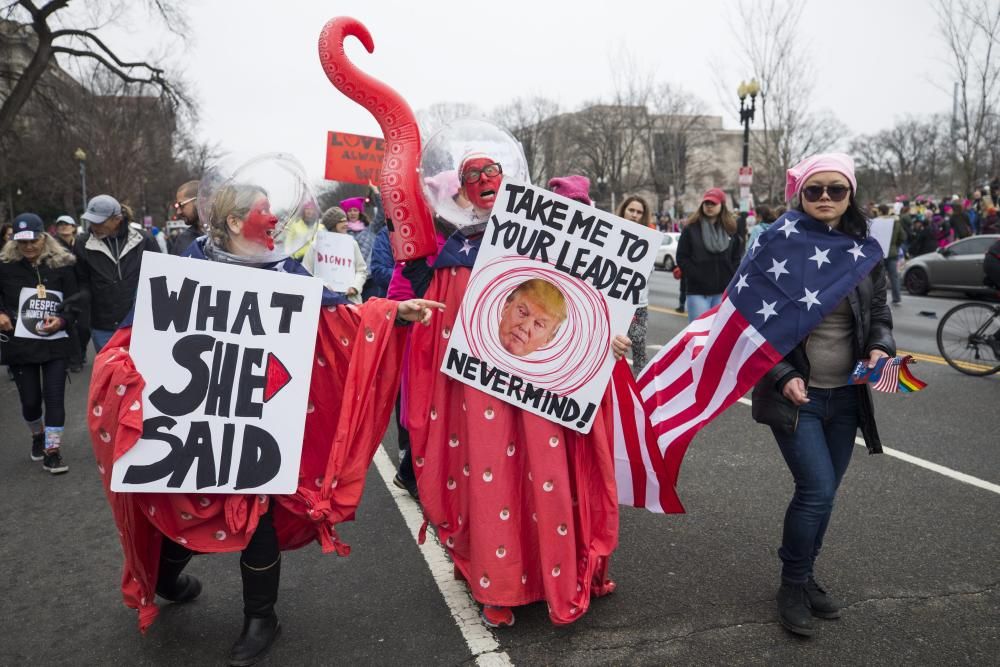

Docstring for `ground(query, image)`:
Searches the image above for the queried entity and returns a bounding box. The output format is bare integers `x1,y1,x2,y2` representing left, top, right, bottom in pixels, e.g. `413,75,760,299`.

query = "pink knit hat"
339,196,366,212
548,175,592,205
785,153,857,203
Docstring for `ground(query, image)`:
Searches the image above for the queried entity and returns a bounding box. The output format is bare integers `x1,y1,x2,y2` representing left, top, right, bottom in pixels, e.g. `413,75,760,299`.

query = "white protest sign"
441,178,662,434
111,252,323,494
14,287,69,340
868,216,894,258
312,229,357,293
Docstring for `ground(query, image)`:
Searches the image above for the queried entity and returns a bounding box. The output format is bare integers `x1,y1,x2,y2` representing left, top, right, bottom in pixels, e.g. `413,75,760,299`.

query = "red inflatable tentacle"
318,17,437,261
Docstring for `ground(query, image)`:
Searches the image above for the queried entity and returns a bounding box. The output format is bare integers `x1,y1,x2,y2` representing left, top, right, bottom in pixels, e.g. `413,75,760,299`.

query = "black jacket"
751,261,895,453
0,247,81,365
676,219,742,296
74,224,160,331
169,224,201,256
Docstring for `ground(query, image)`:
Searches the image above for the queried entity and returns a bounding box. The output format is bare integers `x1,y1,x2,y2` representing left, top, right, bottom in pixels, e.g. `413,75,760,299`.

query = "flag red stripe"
612,362,648,507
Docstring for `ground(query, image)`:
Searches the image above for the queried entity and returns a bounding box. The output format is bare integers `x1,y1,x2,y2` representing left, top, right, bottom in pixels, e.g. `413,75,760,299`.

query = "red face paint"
243,198,278,251
461,157,502,212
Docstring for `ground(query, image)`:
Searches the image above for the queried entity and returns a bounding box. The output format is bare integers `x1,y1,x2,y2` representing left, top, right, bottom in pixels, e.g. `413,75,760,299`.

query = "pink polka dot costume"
89,299,407,632
406,235,620,625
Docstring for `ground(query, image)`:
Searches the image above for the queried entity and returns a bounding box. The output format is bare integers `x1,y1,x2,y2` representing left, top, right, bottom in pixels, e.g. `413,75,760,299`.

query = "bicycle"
936,298,1000,376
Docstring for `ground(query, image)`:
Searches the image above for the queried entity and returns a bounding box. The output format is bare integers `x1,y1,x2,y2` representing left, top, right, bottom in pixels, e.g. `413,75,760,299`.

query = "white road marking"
734,397,1000,495
372,447,514,666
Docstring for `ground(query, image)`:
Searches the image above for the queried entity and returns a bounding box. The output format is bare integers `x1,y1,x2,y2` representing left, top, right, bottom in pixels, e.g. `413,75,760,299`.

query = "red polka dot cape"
89,299,406,632
406,265,620,625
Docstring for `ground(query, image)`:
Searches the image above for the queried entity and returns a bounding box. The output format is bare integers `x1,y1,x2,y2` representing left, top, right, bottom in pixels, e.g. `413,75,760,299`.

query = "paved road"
1,272,997,665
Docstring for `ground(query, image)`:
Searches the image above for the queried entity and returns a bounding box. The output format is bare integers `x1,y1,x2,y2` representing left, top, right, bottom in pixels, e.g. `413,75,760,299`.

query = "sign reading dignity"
312,229,357,293
324,130,385,186
110,253,323,494
441,179,662,433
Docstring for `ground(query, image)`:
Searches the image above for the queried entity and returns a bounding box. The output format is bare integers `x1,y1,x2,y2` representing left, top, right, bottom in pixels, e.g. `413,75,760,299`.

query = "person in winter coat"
0,213,80,474
751,153,895,638
74,194,160,353
675,187,742,322
302,206,368,304
169,180,202,256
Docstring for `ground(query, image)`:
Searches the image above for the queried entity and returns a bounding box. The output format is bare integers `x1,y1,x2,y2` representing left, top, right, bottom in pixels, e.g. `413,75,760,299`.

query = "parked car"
655,232,681,270
902,234,1000,296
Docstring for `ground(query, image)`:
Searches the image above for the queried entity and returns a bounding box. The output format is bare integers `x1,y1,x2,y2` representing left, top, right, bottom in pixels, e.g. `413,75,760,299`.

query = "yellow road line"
647,305,994,371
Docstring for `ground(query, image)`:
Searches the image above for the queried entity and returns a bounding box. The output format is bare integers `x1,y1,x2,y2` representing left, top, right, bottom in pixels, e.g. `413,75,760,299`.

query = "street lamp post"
74,148,87,214
737,79,760,213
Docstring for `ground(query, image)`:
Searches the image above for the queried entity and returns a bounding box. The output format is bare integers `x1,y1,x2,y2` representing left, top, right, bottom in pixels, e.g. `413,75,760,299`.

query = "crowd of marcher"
3,150,999,665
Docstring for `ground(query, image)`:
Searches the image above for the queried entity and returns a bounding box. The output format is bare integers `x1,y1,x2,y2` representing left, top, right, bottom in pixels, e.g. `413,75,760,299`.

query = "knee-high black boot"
229,555,281,666
156,539,202,603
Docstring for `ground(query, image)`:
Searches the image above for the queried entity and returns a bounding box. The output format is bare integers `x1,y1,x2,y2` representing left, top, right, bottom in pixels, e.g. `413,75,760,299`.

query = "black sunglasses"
801,184,851,203
463,162,502,183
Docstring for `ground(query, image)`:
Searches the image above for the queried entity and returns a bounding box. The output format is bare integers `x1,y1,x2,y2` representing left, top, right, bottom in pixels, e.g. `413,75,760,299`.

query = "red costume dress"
406,234,620,625
89,296,406,631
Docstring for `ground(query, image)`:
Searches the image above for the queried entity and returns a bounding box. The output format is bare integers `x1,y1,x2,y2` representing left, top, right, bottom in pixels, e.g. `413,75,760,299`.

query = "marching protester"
88,169,442,665
74,194,160,353
675,187,742,322
0,213,80,474
302,205,368,303
53,215,78,251
401,134,631,629
615,193,653,374
752,153,895,637
1,222,13,247
169,180,202,256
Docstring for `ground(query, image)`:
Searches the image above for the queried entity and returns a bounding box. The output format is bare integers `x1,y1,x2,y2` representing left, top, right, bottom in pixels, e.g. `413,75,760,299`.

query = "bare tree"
491,96,561,185
850,114,951,200
936,0,1000,193
643,83,713,214
731,0,847,202
0,1,188,138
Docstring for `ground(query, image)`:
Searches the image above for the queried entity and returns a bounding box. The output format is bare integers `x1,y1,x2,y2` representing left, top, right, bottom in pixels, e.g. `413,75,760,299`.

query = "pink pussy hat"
548,175,592,205
339,197,366,212
785,153,857,203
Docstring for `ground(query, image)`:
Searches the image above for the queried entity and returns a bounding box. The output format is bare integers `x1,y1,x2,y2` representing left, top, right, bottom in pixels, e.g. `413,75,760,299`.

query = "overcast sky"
94,0,948,183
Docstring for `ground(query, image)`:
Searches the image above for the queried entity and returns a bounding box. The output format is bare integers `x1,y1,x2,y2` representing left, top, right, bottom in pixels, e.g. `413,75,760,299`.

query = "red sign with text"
324,131,385,186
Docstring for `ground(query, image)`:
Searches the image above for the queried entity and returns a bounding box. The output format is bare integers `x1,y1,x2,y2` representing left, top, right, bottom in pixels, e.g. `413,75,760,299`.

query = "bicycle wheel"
936,302,1000,376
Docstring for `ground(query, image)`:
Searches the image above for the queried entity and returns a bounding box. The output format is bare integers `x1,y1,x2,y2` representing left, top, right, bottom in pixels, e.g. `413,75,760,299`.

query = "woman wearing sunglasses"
675,187,741,322
751,153,894,637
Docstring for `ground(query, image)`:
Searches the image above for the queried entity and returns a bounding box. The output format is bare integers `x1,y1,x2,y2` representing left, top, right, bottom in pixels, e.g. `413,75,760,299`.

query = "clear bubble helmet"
419,119,529,235
198,153,320,264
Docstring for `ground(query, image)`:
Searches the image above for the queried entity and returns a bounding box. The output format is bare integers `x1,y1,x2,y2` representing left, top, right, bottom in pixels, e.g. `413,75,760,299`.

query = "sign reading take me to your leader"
442,179,662,434
111,253,322,494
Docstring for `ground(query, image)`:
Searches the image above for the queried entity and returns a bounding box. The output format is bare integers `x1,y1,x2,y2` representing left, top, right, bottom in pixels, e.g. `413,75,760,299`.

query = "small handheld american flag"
850,355,927,393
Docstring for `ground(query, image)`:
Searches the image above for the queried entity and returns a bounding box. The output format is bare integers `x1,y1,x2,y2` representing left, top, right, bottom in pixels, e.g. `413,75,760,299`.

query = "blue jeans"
771,386,859,583
91,328,116,354
686,293,722,322
884,257,901,303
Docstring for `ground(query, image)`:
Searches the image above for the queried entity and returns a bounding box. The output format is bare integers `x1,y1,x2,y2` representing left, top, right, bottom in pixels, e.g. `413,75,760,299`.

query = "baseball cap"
81,194,122,224
55,214,78,227
12,213,45,240
702,188,727,206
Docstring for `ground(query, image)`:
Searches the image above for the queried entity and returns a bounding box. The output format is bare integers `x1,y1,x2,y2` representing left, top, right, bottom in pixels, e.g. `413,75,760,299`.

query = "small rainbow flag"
850,355,927,393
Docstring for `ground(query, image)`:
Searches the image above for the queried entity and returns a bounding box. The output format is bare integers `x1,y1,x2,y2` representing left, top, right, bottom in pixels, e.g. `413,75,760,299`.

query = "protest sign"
324,130,385,186
441,179,662,433
312,229,357,293
14,286,69,340
111,253,323,494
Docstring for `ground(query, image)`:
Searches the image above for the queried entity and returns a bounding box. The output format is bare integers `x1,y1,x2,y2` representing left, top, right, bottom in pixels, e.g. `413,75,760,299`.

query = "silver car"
654,232,681,270
902,234,1000,296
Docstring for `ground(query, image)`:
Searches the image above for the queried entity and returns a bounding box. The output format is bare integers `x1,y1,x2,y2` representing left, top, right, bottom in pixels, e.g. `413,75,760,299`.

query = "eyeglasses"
462,162,502,183
801,184,851,203
173,196,196,210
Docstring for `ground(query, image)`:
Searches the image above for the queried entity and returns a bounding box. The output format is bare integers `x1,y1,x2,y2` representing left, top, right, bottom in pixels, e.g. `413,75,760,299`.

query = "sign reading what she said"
111,253,322,494
441,179,662,434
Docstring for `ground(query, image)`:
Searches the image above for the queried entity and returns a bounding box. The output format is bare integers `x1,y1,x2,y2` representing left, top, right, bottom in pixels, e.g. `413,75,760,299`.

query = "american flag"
613,212,884,512
850,355,927,393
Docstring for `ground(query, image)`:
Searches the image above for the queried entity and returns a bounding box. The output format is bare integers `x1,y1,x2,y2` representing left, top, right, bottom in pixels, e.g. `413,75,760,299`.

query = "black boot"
30,432,45,462
156,547,202,603
229,556,281,667
804,576,841,619
777,581,814,636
